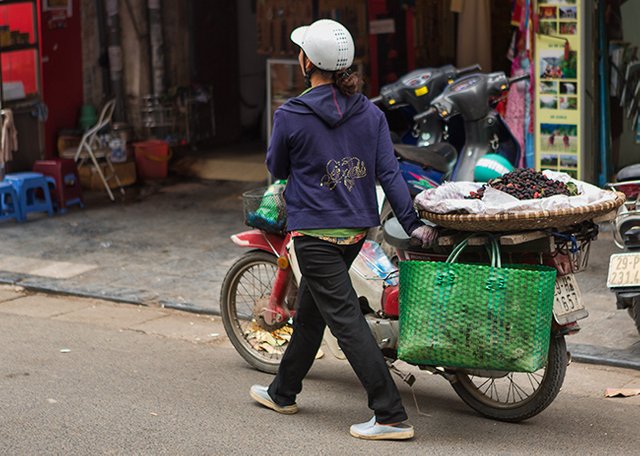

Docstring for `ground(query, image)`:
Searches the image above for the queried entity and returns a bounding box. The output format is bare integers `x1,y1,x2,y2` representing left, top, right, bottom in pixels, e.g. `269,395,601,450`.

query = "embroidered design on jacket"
320,157,367,191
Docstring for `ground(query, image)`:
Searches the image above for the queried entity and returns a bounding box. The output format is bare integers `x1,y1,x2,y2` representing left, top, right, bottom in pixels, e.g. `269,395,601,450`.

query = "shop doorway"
188,0,241,146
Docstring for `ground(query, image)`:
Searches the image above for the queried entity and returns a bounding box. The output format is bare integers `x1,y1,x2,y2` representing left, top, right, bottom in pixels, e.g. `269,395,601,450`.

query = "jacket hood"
280,84,368,128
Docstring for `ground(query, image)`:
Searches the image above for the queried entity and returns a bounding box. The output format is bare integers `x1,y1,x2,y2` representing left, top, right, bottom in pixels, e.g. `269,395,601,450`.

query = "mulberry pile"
467,168,579,200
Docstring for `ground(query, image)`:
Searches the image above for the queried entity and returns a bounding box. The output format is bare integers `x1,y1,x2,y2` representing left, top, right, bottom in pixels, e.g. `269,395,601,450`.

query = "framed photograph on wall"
43,0,73,17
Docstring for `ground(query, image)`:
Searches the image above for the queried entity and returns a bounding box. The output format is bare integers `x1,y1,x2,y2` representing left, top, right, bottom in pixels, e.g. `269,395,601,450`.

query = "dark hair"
314,67,362,96
333,68,363,96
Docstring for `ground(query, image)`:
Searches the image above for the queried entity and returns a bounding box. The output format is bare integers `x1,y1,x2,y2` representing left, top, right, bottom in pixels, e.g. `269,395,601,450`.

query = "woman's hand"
410,225,438,248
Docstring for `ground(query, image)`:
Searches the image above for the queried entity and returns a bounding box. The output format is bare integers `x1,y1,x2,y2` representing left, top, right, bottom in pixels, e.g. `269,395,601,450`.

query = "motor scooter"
369,71,528,254
370,65,478,196
220,189,596,422
413,71,528,182
372,64,480,149
606,163,640,334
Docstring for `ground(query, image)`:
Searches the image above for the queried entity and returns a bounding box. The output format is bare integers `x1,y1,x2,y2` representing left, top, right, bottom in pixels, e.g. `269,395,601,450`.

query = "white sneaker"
250,385,298,415
350,416,414,440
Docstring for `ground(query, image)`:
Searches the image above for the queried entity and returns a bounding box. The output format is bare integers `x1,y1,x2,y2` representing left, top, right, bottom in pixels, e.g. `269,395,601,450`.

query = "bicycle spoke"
469,370,547,405
227,260,293,365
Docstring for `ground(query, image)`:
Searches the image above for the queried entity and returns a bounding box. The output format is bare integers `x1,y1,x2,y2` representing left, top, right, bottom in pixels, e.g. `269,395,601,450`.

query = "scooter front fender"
615,290,640,309
230,229,288,256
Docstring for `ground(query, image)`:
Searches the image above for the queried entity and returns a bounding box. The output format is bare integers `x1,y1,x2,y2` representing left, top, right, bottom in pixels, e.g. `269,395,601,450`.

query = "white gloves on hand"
410,224,438,248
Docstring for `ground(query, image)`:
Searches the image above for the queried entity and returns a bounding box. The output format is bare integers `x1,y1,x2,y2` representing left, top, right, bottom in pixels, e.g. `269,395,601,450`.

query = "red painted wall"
40,1,83,158
0,2,39,95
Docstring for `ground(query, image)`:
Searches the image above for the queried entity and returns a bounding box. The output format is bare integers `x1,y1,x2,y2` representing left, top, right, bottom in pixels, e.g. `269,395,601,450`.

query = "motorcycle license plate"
607,253,640,288
553,274,588,325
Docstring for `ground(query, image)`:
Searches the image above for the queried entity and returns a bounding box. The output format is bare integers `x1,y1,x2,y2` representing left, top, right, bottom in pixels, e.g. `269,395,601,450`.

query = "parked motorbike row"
369,65,526,255
606,164,640,333
372,64,524,192
220,64,628,423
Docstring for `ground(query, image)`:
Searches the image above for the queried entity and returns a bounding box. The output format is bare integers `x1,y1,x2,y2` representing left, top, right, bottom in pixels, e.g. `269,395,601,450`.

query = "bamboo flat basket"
418,192,626,232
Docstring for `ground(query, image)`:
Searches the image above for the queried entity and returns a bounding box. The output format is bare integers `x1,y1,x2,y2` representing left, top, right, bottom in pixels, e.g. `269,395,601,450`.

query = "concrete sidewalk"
0,177,638,370
0,178,255,313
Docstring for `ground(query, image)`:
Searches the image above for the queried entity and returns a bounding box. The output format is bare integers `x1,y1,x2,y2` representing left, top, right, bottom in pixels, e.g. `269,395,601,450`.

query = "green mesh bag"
242,181,287,234
398,236,556,372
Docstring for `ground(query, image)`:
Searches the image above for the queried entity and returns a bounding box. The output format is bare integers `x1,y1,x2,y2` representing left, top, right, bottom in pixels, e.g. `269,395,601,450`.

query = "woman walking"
250,19,436,440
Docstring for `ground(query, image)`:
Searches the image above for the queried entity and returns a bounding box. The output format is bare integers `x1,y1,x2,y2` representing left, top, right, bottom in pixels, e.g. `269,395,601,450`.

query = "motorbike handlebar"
370,95,383,105
456,64,482,77
509,73,531,85
413,106,437,123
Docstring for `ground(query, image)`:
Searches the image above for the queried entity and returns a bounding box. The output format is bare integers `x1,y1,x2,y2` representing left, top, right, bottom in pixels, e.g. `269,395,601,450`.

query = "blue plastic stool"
4,172,55,220
0,181,23,222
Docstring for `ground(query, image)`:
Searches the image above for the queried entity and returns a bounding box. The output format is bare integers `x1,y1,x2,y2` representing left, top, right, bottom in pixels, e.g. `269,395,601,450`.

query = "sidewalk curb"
571,354,640,371
0,277,220,317
3,278,639,372
569,343,640,371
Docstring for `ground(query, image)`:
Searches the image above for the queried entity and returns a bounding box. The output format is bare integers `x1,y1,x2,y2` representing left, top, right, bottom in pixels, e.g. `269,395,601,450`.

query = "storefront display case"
0,0,40,102
0,0,44,171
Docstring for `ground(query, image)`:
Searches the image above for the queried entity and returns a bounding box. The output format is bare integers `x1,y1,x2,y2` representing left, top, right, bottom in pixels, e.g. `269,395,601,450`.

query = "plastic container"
133,140,171,180
109,137,127,163
79,104,97,131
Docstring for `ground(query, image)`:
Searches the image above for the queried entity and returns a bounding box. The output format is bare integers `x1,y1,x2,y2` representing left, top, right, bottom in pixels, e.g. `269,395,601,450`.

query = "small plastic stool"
0,181,23,222
4,172,55,220
33,159,84,212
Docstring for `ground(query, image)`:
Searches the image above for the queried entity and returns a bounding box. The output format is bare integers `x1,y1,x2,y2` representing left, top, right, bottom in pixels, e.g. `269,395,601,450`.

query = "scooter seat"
617,164,640,182
394,143,458,175
383,217,413,250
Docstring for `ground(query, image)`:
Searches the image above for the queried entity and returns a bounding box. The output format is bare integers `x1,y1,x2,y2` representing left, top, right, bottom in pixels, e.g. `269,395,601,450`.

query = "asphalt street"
1,289,640,455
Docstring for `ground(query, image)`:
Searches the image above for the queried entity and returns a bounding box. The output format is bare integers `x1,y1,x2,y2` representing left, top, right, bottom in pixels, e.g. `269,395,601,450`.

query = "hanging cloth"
0,109,18,167
505,61,528,158
453,0,492,72
504,0,533,166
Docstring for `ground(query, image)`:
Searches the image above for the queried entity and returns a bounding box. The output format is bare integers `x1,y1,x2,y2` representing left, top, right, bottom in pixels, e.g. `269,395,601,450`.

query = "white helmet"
290,19,355,71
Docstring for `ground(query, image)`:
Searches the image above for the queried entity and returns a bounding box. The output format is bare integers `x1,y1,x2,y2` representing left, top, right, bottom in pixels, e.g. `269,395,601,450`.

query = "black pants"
268,235,407,424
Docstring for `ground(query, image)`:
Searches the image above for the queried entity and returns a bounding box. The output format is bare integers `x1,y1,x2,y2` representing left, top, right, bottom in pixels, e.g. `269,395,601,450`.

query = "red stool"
33,159,84,212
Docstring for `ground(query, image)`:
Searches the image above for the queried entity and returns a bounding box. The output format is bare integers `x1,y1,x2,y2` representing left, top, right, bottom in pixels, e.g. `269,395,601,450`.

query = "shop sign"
369,19,396,35
43,0,73,17
535,0,582,179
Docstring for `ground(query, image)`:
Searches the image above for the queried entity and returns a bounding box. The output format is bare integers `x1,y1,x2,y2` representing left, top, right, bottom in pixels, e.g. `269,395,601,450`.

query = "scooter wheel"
220,250,296,374
446,335,568,422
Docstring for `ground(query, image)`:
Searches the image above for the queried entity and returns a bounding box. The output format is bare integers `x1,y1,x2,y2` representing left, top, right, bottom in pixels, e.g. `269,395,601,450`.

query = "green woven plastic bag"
398,236,556,372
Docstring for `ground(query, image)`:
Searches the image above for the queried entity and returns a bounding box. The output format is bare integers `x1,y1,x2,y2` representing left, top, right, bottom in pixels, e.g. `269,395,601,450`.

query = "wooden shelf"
0,0,36,6
0,43,38,53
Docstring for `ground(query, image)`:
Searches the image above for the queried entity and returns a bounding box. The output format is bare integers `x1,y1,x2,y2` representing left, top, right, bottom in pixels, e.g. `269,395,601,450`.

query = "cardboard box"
78,161,137,190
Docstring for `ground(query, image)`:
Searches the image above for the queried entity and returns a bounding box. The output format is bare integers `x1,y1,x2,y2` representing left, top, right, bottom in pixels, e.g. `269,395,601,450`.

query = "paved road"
1,288,640,455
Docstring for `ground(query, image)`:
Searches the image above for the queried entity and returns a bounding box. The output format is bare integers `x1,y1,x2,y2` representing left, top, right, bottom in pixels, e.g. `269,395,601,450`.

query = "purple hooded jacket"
266,83,423,235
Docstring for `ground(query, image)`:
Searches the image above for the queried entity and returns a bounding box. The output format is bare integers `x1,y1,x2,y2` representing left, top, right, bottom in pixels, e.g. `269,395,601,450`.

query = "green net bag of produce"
243,180,287,233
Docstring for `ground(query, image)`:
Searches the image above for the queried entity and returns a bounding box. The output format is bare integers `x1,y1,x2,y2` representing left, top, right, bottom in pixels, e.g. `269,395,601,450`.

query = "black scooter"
413,71,528,182
372,64,480,150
